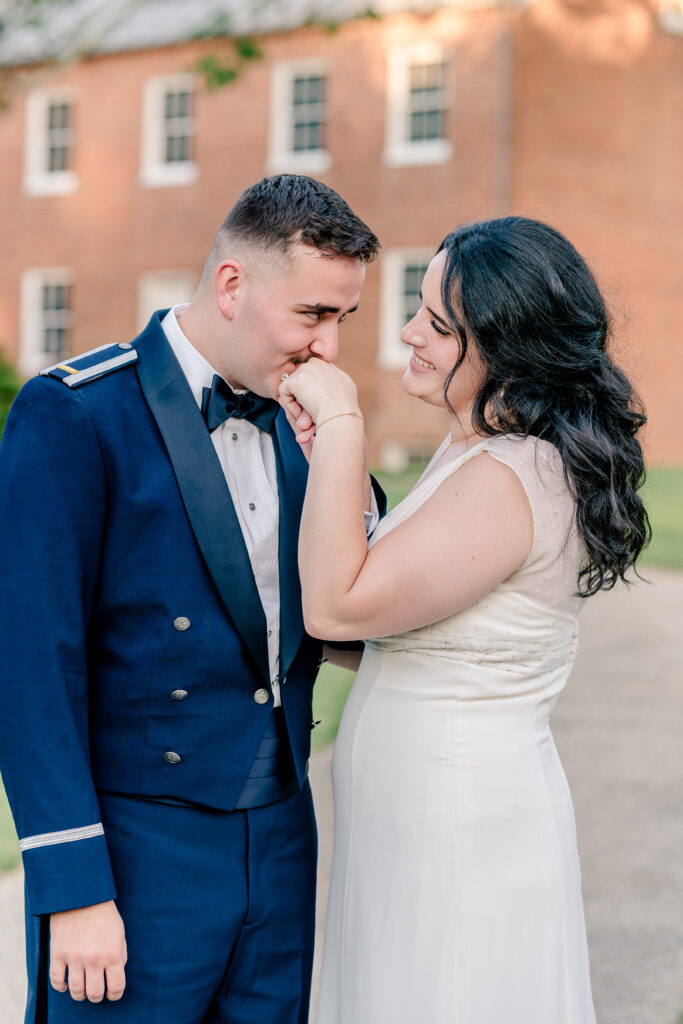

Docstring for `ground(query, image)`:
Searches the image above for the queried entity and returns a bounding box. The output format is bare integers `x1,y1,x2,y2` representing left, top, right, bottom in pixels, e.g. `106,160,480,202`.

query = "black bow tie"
201,374,280,434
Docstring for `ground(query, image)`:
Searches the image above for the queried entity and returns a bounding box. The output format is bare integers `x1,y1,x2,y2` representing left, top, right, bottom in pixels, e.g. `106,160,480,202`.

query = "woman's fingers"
296,427,316,445
296,410,314,430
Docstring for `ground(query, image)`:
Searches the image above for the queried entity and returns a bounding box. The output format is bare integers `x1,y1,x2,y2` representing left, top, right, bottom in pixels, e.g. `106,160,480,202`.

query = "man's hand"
50,900,127,1003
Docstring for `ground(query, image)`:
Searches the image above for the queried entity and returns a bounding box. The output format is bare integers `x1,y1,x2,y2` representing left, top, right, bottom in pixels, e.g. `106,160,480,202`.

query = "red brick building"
0,0,681,465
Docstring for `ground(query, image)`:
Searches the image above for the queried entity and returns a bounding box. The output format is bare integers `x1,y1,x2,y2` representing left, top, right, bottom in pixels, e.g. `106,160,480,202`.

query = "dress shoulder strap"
383,438,493,530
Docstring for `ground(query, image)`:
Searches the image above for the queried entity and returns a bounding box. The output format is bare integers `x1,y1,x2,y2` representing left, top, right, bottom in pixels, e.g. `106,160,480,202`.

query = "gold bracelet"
315,411,364,429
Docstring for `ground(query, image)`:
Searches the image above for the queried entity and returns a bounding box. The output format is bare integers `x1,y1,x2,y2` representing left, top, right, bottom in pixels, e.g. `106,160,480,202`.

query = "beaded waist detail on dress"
363,628,578,672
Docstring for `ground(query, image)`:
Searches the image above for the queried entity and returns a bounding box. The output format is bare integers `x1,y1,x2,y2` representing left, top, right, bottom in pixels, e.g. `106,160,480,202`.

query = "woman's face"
401,251,486,418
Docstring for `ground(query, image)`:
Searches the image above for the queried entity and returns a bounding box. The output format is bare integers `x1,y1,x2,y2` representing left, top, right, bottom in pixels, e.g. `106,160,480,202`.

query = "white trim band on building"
19,822,105,852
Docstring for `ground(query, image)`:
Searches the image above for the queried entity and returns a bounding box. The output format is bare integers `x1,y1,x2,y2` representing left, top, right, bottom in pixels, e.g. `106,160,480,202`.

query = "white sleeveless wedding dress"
316,433,596,1024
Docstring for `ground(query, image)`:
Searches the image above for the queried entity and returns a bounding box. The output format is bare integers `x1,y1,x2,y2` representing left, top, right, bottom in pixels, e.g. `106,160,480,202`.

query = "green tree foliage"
0,352,21,439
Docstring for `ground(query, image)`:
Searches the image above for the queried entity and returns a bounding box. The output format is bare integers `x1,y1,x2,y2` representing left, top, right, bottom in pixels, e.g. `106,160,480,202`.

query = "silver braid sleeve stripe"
19,823,105,852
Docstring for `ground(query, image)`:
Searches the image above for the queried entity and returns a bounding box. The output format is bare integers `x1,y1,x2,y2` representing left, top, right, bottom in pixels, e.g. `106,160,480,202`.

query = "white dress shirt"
162,305,378,705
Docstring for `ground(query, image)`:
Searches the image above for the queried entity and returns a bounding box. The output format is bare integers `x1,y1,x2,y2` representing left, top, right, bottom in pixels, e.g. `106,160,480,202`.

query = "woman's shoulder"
483,433,565,484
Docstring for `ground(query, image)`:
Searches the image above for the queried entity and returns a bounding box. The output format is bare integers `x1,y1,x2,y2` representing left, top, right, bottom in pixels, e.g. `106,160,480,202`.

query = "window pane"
165,133,190,163
409,63,443,93
48,145,68,172
165,90,192,120
39,279,71,356
293,75,324,105
48,103,69,130
407,61,446,142
162,88,194,164
290,74,325,151
46,101,72,173
410,108,444,142
403,263,429,324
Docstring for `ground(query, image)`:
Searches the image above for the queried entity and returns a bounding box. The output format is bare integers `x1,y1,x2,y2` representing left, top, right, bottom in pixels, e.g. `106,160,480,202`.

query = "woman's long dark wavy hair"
438,216,650,597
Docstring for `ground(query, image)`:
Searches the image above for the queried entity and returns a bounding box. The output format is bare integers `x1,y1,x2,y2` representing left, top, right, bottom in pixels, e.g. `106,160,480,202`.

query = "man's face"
222,244,366,398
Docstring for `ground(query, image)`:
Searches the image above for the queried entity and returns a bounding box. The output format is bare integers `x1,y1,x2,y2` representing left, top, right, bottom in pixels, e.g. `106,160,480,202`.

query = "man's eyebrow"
295,303,359,315
418,291,450,329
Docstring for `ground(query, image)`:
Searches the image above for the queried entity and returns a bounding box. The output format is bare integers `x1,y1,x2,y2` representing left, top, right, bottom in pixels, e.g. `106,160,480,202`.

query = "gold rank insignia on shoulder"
40,342,138,388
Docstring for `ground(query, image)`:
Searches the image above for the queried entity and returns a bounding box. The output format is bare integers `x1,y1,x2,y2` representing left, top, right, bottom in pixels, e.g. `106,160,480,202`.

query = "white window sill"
23,171,79,196
382,139,453,168
139,162,199,189
266,149,331,175
658,11,683,34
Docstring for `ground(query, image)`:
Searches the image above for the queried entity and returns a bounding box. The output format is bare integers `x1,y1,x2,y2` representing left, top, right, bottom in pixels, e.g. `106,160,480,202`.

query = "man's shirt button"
164,751,182,764
253,689,269,705
173,617,191,631
170,690,188,701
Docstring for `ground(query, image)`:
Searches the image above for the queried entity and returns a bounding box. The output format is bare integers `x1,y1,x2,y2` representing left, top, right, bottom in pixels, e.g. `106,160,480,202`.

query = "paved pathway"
1,567,682,1023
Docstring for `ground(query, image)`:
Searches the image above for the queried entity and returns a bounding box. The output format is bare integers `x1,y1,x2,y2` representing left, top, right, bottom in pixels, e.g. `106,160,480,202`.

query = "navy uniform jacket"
0,312,383,919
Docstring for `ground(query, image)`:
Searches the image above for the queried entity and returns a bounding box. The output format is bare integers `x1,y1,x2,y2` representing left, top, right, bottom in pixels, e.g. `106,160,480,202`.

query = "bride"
279,216,649,1023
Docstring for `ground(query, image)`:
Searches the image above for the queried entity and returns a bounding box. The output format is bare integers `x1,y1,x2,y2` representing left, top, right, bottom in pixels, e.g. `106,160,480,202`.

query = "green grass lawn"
0,463,680,874
640,467,683,570
0,779,20,873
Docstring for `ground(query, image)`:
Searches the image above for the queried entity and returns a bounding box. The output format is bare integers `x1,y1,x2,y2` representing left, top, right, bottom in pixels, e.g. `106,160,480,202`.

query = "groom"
0,175,381,1022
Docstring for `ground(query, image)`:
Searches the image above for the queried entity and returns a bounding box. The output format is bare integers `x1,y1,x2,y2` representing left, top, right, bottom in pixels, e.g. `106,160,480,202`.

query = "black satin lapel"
134,314,270,683
272,414,308,679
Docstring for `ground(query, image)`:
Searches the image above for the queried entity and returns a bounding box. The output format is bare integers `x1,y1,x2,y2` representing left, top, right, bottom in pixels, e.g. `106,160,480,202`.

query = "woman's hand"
278,396,316,461
279,359,361,435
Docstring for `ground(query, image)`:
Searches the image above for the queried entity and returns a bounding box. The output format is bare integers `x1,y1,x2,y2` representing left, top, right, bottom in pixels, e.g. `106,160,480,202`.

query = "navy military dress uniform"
0,312,385,1023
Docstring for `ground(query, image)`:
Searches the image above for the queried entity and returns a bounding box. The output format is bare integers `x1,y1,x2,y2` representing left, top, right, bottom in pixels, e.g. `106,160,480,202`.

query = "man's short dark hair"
218,175,380,263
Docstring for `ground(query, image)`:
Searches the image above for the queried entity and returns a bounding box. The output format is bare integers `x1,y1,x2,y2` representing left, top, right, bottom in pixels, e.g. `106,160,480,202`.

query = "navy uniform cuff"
23,833,117,917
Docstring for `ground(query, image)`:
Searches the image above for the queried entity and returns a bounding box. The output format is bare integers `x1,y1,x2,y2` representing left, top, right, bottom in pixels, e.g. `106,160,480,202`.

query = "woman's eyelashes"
430,319,451,337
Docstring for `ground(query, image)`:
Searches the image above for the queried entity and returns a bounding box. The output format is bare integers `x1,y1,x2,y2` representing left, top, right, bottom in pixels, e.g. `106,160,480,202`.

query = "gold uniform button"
164,751,182,764
173,617,191,631
253,688,269,705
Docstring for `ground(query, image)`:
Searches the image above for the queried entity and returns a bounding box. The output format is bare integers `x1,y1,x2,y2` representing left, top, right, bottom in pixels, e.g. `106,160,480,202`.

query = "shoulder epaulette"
40,342,138,388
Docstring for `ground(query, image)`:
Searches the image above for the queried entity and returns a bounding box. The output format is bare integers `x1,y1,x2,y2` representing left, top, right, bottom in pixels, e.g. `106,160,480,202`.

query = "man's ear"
215,259,243,320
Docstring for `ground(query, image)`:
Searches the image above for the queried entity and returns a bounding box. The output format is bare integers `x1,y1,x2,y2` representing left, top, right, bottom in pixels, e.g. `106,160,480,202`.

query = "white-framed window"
268,59,331,174
384,46,452,168
379,248,435,369
140,74,198,188
137,271,197,331
23,89,79,196
20,268,74,376
658,0,683,32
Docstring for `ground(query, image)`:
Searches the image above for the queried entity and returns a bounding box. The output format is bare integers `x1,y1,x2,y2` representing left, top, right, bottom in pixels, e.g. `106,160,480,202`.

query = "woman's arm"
280,362,534,642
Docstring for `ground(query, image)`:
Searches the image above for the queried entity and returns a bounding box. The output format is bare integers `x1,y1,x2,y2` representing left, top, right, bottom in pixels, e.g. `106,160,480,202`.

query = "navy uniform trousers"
26,784,318,1024
24,706,318,1024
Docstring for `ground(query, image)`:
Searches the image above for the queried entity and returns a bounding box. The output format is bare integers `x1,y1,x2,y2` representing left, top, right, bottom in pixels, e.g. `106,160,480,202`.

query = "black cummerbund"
234,706,299,810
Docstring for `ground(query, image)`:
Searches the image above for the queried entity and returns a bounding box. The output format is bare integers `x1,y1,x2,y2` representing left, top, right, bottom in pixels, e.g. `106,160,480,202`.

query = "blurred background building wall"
0,0,680,466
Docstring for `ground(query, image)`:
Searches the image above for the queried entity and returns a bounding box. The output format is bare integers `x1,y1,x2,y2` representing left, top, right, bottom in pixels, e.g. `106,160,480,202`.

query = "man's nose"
310,324,339,363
